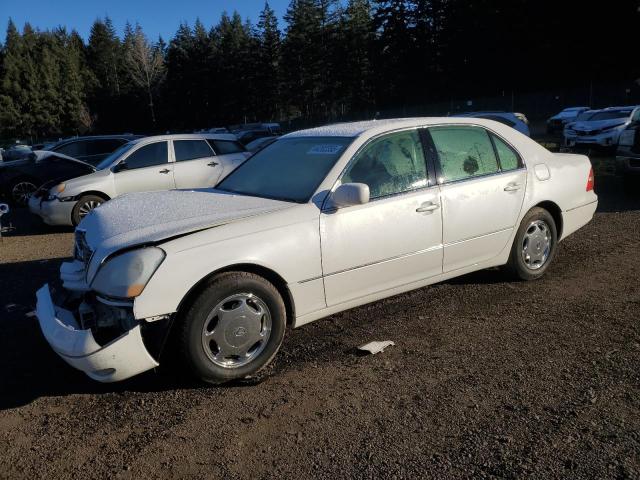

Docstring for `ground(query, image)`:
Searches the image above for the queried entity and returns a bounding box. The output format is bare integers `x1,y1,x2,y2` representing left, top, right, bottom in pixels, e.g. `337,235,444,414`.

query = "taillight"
586,167,594,191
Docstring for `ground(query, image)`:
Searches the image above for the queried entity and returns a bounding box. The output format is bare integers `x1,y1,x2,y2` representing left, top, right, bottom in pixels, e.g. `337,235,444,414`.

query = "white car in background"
29,134,250,226
546,107,590,133
564,106,640,149
35,117,597,384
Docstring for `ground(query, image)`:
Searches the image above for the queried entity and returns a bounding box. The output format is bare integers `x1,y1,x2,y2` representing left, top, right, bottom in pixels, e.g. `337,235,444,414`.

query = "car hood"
80,189,293,257
569,119,627,130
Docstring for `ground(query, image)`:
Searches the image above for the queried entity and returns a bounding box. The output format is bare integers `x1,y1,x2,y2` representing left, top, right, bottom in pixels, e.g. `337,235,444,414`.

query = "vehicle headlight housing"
619,129,636,146
91,247,165,299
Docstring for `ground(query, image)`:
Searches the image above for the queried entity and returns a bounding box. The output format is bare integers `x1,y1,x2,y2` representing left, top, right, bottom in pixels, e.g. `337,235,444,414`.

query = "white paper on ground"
358,340,395,355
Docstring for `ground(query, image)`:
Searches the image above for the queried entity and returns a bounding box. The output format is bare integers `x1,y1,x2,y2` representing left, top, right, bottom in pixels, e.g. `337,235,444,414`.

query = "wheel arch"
77,190,111,201
176,263,296,327
533,200,563,239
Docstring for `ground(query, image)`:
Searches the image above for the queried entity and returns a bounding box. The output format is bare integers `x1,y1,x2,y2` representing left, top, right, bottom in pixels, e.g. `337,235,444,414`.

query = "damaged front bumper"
35,284,160,382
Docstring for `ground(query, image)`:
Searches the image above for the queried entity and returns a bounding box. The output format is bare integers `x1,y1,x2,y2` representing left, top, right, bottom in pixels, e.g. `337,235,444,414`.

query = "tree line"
0,0,638,140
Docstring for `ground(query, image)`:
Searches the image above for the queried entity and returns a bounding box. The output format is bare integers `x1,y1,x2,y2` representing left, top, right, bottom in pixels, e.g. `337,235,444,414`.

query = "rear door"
112,141,174,196
171,139,221,189
427,125,526,272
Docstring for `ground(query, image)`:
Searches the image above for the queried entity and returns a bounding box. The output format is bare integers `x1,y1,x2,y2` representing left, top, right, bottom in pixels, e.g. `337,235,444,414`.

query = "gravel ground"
0,156,638,479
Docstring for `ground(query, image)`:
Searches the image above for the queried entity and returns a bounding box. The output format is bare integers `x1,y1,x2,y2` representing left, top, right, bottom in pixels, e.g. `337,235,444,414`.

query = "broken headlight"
91,247,165,299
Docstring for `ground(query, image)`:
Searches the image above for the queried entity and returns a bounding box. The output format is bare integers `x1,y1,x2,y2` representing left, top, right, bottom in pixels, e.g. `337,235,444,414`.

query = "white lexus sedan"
28,133,250,226
35,118,598,384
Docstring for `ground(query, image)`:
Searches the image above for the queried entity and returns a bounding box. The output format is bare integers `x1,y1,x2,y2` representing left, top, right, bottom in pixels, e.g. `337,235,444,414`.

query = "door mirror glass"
331,183,370,208
113,161,128,173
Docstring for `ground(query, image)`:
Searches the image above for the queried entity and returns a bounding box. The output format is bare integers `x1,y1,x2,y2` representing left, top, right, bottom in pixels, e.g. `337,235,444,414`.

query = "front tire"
178,272,286,384
72,194,105,225
507,207,558,281
9,179,38,206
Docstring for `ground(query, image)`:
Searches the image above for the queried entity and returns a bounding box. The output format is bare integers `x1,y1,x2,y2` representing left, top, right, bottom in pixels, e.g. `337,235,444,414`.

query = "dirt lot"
0,155,639,479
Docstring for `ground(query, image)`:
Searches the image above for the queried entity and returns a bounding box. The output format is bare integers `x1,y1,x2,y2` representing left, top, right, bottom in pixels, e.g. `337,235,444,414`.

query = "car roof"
283,117,516,139
53,134,142,143
130,133,239,144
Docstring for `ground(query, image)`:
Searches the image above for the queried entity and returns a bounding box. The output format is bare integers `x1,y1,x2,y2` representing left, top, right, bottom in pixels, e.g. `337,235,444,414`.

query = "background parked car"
563,106,640,150
44,134,142,166
0,151,95,205
452,112,530,136
615,107,640,187
30,133,251,226
0,144,33,163
546,107,590,133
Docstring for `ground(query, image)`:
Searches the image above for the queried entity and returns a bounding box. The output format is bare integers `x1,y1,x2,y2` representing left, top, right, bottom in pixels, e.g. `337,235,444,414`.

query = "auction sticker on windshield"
307,144,344,155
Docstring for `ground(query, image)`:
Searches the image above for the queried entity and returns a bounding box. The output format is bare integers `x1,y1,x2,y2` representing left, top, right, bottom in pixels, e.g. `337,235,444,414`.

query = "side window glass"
491,134,521,171
430,126,499,182
123,142,168,170
174,140,214,162
342,129,428,199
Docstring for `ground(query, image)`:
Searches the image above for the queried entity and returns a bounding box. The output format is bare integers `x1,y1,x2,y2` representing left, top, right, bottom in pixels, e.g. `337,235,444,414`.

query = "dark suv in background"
46,135,142,166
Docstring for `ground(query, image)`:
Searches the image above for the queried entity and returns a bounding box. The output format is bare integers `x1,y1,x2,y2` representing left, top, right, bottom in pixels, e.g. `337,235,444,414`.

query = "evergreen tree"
282,0,341,120
87,17,122,131
372,0,413,109
255,2,282,121
338,0,374,116
0,20,24,137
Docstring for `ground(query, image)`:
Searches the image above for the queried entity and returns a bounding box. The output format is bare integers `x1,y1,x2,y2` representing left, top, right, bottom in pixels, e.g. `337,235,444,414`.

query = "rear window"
208,139,246,155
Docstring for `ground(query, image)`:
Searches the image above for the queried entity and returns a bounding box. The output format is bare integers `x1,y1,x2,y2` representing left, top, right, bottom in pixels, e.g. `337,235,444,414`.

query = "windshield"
588,111,631,122
217,136,353,203
95,141,136,170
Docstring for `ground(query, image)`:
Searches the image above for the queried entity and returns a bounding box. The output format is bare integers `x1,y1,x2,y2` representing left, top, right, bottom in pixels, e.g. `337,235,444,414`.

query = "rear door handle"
159,168,171,174
504,183,521,192
416,202,440,213
207,161,219,167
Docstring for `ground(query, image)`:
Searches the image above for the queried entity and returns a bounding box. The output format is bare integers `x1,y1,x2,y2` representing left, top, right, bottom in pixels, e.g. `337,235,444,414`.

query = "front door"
113,141,174,196
321,128,443,307
428,125,527,272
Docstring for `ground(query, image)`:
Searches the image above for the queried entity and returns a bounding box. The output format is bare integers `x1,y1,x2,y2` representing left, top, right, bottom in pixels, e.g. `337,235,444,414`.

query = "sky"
0,0,291,41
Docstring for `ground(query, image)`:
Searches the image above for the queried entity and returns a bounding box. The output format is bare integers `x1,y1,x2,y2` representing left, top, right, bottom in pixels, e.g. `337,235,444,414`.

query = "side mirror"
0,203,9,216
113,161,127,173
331,183,370,208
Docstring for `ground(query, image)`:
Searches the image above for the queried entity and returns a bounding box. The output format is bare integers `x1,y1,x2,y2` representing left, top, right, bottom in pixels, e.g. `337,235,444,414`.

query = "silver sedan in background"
29,133,250,226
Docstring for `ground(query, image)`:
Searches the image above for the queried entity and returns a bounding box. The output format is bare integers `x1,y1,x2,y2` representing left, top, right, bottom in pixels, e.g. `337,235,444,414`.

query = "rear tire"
71,194,105,225
507,207,558,281
177,272,286,385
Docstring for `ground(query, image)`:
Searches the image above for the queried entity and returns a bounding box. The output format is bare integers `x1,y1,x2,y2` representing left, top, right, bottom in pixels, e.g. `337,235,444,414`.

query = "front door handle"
416,202,440,213
504,183,522,192
207,161,219,167
159,168,171,174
